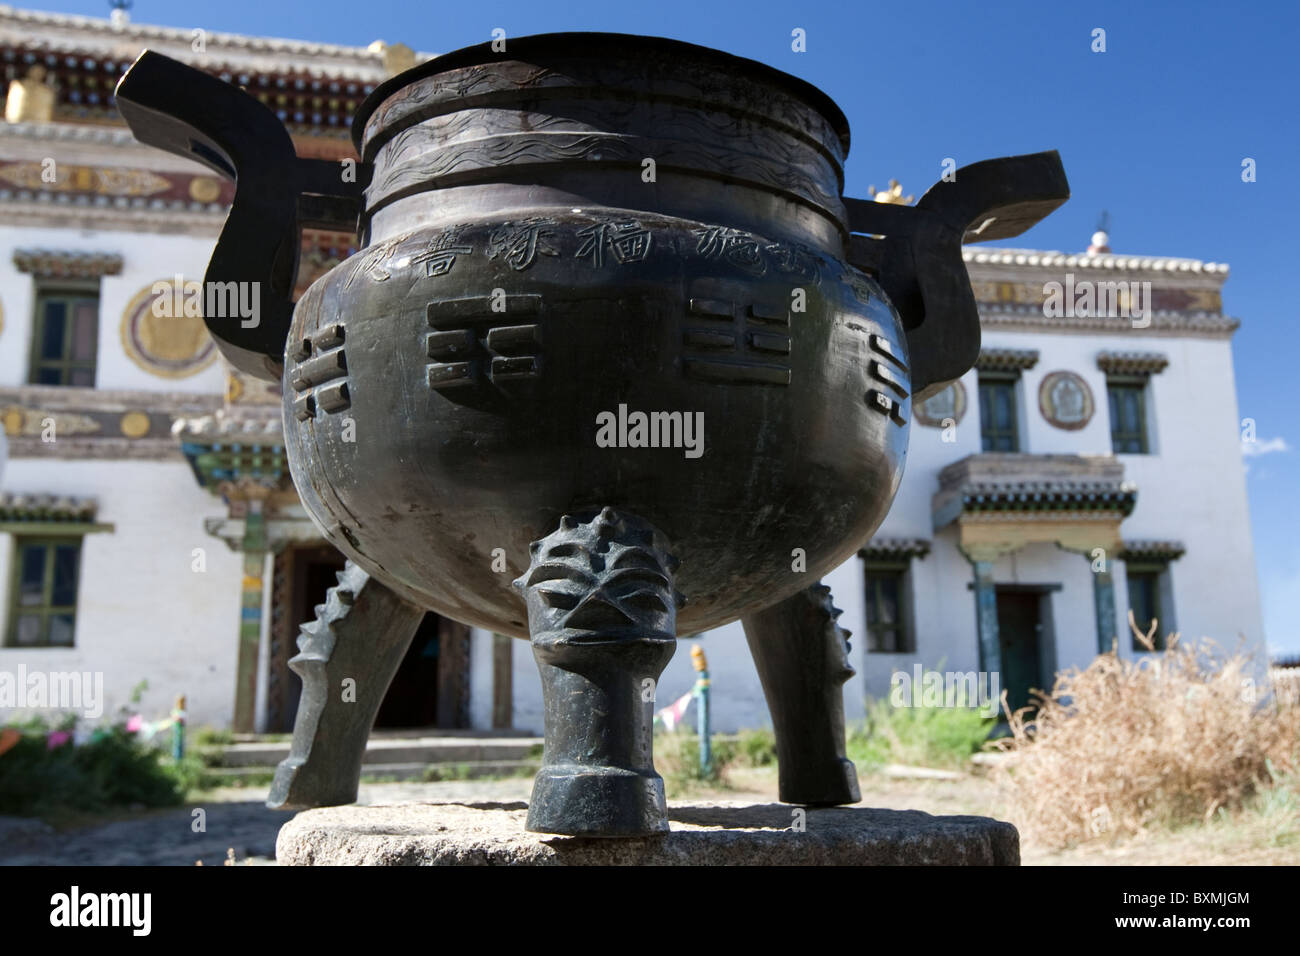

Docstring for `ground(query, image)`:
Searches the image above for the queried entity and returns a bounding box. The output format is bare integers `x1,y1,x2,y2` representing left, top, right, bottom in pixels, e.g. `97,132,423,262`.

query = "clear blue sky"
41,0,1300,653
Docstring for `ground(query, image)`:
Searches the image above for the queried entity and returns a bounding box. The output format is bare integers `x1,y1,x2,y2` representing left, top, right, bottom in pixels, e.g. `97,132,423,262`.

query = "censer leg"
514,507,683,836
741,582,861,806
267,561,425,810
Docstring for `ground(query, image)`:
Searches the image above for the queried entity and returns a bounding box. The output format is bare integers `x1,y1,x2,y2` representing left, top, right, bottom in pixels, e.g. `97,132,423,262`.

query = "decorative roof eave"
172,411,287,493
976,347,1039,374
963,247,1230,276
956,481,1139,517
0,491,97,522
1097,351,1170,376
0,5,435,68
0,492,114,533
978,308,1240,340
859,537,931,562
13,247,122,278
1120,540,1186,562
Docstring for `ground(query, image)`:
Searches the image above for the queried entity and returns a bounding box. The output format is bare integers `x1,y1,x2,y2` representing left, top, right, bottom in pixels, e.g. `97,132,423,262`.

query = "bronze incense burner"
116,33,1067,836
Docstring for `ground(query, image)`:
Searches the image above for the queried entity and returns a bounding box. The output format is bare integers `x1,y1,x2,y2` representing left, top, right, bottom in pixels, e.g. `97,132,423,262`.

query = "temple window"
975,348,1038,453
979,373,1020,451
6,537,82,647
13,249,124,388
1098,352,1169,456
28,283,100,387
859,539,930,653
1107,379,1149,453
1120,541,1184,652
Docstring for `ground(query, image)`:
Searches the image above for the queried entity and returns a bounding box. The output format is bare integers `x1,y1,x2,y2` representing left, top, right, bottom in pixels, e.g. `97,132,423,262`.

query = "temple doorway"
266,543,470,733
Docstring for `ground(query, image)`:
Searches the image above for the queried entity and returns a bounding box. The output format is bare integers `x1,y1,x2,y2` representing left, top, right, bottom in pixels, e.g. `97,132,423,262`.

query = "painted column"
1091,563,1118,655
233,497,267,734
971,559,1001,678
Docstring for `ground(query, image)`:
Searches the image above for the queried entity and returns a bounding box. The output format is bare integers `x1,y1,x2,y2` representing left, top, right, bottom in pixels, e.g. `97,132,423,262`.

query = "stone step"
212,736,543,768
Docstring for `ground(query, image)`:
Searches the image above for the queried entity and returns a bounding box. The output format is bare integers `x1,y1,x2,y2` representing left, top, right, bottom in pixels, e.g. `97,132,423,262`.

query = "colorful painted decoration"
119,282,218,378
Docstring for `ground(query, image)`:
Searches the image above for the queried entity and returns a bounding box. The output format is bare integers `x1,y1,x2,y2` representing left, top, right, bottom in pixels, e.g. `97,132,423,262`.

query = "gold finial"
5,66,55,124
690,643,708,672
868,179,914,205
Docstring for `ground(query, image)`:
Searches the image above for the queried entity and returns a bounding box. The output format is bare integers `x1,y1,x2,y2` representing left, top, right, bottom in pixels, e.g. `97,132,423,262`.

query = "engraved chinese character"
764,241,819,280
413,225,473,278
694,226,765,275
575,219,653,267
343,236,404,289
487,218,560,271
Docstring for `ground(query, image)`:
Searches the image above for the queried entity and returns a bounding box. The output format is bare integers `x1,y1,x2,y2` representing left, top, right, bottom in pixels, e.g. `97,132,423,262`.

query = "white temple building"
0,6,1264,735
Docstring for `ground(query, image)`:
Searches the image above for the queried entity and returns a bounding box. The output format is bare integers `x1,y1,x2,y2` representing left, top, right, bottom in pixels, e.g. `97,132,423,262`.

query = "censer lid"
352,31,852,158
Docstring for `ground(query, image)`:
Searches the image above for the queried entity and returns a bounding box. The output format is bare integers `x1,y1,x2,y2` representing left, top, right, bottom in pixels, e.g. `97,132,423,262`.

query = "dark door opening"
374,615,441,728
995,589,1044,714
268,544,472,733
267,545,347,733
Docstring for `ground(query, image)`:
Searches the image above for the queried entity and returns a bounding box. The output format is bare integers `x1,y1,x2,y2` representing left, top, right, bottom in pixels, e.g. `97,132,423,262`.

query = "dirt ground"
700,767,1300,865
2,766,1295,865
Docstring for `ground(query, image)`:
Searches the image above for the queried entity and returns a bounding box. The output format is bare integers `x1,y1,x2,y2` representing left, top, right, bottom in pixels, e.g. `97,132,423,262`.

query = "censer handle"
845,151,1069,402
115,51,369,382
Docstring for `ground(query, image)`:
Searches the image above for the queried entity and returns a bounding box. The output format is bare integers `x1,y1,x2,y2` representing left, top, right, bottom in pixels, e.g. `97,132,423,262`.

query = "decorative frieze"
1,385,222,459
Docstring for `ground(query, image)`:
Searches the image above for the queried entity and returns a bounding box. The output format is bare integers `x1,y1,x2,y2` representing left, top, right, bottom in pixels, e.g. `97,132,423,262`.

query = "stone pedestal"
276,801,1019,865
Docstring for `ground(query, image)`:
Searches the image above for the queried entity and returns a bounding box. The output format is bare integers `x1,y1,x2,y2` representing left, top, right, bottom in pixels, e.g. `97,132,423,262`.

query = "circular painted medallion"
1039,370,1095,430
120,282,218,378
913,380,967,428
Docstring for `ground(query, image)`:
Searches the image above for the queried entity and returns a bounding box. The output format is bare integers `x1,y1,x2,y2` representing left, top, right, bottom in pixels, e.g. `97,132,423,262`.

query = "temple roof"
0,4,432,137
964,247,1229,276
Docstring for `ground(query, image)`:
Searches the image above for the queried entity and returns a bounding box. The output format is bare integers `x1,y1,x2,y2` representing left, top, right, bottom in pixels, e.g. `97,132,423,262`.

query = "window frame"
978,371,1021,452
1126,562,1169,651
863,561,912,654
1107,376,1150,454
28,280,100,387
5,536,83,648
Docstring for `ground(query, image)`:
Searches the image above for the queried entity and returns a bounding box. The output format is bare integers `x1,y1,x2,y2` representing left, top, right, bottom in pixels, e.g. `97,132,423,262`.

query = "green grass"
653,728,777,796
848,695,994,772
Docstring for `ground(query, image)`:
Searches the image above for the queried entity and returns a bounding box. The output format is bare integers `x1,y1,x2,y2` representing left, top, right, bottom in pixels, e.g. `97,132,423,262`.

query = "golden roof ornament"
867,179,914,205
5,66,55,124
368,41,416,78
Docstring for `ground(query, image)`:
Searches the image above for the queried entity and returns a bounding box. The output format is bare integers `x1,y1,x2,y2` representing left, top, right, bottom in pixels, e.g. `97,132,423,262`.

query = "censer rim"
352,30,852,158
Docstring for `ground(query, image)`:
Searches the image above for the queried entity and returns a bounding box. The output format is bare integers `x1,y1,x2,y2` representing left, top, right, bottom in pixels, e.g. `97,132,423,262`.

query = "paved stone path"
0,778,536,866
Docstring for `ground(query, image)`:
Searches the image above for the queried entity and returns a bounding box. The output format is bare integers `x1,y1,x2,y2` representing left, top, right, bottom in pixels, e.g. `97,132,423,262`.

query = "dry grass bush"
992,612,1300,849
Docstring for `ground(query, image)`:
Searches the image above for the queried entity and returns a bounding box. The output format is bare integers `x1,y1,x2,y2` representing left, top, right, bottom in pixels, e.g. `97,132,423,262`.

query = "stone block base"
276,801,1019,865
